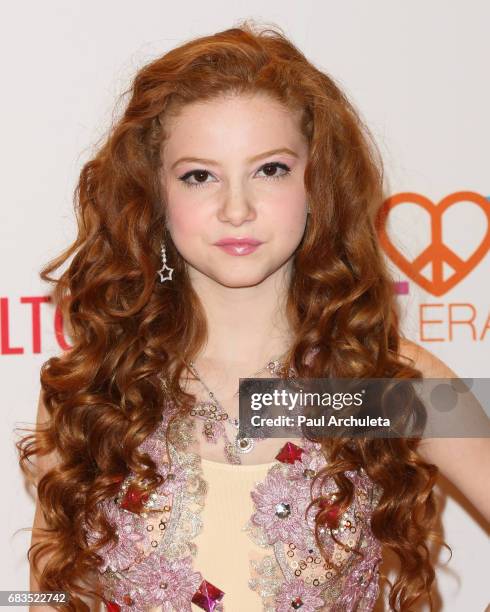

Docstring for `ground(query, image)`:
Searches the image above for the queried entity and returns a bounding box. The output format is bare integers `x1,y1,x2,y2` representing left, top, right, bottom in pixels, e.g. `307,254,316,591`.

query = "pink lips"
214,237,262,246
213,237,263,256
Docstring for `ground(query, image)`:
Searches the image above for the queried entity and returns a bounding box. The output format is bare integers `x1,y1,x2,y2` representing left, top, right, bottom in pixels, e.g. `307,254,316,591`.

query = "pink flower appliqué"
288,448,326,483
86,498,145,573
250,469,312,550
137,415,187,497
300,437,323,453
137,400,183,462
138,427,166,465
113,552,202,611
288,447,342,507
333,533,383,611
274,578,325,612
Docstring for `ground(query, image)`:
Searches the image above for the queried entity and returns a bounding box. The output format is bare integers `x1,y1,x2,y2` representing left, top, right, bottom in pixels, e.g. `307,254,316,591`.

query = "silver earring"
157,239,174,282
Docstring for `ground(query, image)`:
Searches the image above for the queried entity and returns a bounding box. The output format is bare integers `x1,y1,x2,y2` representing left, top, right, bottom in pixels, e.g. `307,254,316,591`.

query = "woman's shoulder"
398,337,459,378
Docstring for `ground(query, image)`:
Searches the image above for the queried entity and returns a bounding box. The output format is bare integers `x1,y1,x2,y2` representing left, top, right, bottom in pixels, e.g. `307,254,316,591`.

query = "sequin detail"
83,406,210,611
245,438,384,611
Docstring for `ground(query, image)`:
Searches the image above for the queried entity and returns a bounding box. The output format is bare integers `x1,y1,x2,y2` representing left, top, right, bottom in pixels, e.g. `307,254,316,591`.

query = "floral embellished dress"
84,405,384,611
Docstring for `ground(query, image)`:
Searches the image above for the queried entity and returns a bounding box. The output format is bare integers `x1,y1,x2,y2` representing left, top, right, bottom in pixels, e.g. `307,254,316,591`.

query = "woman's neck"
189,264,294,371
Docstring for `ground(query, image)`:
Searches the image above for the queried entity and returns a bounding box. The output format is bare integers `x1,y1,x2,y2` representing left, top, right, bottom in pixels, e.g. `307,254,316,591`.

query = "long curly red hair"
17,19,449,611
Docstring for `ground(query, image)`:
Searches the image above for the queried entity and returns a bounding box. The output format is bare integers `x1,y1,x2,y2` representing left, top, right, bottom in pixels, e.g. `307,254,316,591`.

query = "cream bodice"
192,458,275,610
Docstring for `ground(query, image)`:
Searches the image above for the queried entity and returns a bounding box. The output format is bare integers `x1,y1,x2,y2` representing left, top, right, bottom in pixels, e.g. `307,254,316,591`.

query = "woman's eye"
256,162,291,180
178,169,215,189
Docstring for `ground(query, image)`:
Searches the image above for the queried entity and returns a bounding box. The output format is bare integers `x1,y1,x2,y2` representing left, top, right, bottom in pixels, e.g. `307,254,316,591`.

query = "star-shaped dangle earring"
157,240,174,283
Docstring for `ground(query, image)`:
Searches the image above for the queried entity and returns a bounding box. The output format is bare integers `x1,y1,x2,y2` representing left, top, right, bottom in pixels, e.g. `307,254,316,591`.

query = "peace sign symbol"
377,191,490,297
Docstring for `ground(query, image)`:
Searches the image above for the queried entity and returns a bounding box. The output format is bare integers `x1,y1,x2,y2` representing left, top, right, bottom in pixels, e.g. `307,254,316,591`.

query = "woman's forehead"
160,94,306,160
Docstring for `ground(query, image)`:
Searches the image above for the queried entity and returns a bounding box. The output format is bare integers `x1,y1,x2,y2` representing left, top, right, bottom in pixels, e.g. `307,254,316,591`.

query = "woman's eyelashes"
178,162,292,189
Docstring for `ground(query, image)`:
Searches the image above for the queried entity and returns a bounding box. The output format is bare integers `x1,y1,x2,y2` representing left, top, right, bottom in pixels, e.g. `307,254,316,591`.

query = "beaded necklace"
184,355,297,465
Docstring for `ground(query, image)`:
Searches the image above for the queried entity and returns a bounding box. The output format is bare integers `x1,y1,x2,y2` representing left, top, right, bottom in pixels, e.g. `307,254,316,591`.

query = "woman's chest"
88,420,383,611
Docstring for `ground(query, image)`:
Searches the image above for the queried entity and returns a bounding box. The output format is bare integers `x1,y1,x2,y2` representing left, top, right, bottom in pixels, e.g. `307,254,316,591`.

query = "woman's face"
159,92,309,289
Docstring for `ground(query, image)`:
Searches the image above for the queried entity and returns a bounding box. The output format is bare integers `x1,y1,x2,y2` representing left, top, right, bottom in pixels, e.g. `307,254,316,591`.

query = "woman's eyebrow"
170,147,299,170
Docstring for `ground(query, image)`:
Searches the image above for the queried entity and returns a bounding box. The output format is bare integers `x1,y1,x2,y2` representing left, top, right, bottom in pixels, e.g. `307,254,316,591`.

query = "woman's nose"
217,190,257,225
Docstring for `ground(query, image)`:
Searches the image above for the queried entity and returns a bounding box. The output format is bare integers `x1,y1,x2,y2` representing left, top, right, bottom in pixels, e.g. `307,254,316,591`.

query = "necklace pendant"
235,436,254,454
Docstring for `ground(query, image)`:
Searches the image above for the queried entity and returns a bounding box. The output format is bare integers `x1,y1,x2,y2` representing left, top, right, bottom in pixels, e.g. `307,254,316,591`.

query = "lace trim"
160,443,207,559
87,411,208,611
248,555,284,612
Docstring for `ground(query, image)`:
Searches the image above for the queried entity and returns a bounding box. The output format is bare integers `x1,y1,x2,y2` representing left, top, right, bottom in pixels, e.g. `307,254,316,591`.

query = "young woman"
18,20,489,612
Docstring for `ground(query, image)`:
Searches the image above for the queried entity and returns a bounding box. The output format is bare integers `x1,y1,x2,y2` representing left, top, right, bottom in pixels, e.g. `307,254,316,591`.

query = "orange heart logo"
377,191,490,297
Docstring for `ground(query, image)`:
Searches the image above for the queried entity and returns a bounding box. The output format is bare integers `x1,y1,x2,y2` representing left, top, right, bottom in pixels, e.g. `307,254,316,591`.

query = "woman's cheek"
166,195,197,233
167,206,209,255
269,194,307,230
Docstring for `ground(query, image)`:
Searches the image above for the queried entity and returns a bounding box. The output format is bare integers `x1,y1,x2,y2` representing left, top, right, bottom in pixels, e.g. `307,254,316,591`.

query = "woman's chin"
210,268,274,289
